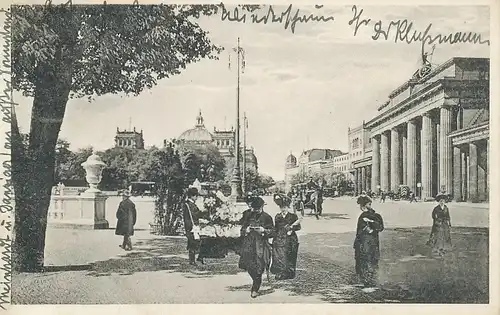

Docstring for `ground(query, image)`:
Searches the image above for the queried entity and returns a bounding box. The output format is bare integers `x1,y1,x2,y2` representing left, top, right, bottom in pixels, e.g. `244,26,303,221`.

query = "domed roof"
286,152,297,166
178,110,213,142
178,127,213,142
300,149,344,162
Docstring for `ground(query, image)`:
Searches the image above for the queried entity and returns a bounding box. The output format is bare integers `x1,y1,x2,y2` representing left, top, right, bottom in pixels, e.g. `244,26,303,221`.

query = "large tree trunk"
13,60,72,272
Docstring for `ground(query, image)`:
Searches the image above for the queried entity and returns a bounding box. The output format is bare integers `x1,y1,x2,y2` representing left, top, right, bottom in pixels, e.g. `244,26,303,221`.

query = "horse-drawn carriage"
290,183,323,219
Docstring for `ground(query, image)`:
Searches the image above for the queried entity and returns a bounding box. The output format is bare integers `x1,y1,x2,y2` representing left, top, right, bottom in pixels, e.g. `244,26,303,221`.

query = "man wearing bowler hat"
115,190,137,251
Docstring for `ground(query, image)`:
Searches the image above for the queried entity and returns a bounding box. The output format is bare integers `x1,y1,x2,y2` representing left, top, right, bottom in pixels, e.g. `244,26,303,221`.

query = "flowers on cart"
199,223,241,238
212,202,244,223
198,196,246,238
202,192,223,215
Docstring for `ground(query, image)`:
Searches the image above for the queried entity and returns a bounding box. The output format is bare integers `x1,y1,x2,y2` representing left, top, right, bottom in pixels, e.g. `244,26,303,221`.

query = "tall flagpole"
230,37,244,201
242,112,247,194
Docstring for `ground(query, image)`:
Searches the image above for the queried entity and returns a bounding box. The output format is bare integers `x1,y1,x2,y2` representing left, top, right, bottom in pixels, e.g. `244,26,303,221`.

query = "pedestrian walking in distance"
115,190,137,251
238,196,274,298
354,195,384,288
426,192,452,257
182,187,206,266
271,193,301,280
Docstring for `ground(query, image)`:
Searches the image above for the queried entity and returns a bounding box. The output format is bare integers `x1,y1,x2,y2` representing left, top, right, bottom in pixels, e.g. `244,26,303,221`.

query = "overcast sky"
14,5,490,180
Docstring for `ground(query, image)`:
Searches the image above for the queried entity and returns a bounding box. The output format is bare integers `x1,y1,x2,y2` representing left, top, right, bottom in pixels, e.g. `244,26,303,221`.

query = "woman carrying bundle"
238,196,274,298
353,195,384,288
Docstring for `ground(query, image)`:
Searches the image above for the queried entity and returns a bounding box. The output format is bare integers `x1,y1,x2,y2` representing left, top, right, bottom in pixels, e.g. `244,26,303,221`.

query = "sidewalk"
13,229,324,304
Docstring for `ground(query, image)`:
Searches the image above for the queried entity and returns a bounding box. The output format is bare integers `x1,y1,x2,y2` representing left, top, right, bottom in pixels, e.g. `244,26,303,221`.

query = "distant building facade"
172,111,258,172
115,127,145,149
348,123,373,194
284,148,346,192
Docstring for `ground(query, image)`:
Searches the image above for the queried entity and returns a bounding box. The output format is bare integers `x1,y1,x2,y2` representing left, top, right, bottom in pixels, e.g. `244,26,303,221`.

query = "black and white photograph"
0,0,497,310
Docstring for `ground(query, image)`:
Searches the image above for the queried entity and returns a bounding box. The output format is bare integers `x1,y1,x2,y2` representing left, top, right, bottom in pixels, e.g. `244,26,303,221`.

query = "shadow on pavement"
230,226,488,303
39,226,487,304
86,237,242,278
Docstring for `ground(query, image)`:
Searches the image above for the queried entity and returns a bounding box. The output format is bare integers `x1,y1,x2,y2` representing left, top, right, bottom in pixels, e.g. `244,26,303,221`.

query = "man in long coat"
115,190,137,251
183,187,205,265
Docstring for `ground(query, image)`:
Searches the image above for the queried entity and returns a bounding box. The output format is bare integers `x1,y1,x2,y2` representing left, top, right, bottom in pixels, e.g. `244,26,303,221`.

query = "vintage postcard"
0,0,498,314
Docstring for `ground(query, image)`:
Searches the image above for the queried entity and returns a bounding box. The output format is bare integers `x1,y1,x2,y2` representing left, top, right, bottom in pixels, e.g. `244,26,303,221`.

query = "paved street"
12,197,489,304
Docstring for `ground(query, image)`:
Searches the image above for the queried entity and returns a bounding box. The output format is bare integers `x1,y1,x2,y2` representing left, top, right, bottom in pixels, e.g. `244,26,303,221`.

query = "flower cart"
192,180,247,258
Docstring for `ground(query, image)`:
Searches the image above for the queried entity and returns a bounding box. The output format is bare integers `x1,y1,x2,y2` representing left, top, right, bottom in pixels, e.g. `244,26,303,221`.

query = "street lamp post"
230,37,245,202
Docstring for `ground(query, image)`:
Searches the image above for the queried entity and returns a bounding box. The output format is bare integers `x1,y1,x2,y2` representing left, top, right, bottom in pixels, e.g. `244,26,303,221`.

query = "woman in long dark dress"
271,193,301,280
426,193,452,256
238,197,274,298
353,195,384,288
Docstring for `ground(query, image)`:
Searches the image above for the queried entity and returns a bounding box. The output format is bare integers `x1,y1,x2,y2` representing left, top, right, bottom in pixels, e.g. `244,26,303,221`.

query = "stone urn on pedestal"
80,152,109,229
81,153,106,194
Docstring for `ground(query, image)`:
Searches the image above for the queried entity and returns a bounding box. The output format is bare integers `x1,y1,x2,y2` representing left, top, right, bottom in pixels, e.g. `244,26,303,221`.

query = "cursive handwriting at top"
221,4,335,34
348,5,490,54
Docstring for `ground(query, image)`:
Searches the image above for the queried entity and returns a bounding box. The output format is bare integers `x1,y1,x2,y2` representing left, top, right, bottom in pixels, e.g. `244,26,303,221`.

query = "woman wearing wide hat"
238,197,274,298
353,195,384,288
426,192,452,256
271,193,301,280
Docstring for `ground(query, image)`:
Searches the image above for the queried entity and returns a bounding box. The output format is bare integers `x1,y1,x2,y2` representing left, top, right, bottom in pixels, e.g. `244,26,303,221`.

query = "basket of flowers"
196,188,247,258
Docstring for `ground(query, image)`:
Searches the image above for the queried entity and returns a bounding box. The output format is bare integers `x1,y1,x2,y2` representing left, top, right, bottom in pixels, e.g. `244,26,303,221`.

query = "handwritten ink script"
348,5,490,53
0,7,14,311
221,4,335,34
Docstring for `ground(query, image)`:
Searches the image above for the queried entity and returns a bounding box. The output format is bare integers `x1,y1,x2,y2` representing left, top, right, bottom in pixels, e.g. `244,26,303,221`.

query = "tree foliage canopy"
12,4,223,99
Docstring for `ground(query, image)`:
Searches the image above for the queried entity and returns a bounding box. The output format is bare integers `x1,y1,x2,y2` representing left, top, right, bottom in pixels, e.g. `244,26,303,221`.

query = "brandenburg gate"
364,57,489,202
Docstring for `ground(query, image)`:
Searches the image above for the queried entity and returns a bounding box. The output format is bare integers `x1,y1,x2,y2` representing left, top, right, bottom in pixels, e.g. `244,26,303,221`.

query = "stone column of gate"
402,131,407,185
354,168,359,195
421,113,433,200
371,135,380,192
361,167,366,192
469,142,479,202
359,168,363,194
487,139,489,201
406,119,417,194
453,146,462,201
365,166,371,193
380,131,390,192
390,127,401,192
439,105,453,194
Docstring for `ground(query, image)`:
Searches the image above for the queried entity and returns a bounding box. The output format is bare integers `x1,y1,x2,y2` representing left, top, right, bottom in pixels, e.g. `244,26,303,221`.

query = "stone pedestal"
48,192,109,229
80,191,109,229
